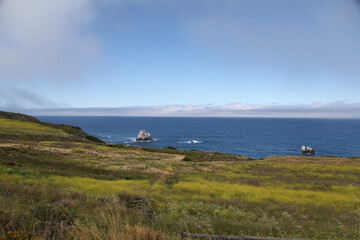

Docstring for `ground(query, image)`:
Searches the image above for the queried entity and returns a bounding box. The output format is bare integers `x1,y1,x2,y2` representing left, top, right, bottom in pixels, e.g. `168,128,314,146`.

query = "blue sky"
0,0,360,117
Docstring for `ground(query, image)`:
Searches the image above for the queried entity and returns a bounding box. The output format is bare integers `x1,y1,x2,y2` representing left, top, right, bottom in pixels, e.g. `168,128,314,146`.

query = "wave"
97,133,112,139
125,137,157,143
179,140,203,144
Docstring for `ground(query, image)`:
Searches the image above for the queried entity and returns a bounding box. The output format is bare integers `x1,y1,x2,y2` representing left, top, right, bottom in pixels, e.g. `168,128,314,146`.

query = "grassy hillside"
0,111,40,123
0,112,359,239
0,111,104,143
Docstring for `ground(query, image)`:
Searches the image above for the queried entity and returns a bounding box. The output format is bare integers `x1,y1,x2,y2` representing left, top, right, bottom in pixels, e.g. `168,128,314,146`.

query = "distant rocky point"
0,110,40,123
136,130,154,141
302,145,315,154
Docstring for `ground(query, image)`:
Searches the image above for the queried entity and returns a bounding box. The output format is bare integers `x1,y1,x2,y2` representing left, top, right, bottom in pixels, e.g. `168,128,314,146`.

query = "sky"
0,0,360,118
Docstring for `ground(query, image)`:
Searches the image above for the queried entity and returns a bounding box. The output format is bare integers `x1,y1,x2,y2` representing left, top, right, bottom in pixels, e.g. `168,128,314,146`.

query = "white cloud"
0,0,97,81
17,102,360,118
221,103,263,111
0,86,57,109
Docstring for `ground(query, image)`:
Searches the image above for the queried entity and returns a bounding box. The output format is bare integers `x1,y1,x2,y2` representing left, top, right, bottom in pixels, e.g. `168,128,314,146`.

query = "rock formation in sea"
136,130,154,141
301,145,315,154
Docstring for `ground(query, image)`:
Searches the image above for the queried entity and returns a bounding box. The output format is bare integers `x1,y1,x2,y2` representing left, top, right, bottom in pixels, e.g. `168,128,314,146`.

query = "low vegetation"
0,111,359,239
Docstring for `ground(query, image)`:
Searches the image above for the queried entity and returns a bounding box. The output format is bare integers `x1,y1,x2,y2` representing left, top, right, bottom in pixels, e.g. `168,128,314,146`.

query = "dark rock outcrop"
136,130,154,141
301,145,315,154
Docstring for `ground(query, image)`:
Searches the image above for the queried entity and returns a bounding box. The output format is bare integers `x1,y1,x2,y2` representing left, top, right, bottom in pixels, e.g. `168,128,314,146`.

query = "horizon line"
34,115,360,120
3,101,360,119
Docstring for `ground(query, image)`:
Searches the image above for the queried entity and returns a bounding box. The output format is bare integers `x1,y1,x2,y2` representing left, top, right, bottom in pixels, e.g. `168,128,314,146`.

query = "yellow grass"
1,171,359,209
0,118,67,136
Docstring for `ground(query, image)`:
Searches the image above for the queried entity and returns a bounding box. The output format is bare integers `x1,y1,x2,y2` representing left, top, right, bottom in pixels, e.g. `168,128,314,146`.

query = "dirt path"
0,143,74,154
0,143,185,162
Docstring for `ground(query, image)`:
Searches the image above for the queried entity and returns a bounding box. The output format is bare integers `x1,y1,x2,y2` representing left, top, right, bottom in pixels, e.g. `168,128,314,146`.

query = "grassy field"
0,113,359,239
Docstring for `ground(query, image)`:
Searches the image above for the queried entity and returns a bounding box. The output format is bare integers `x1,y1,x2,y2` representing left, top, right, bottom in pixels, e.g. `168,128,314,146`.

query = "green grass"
0,118,68,136
0,115,359,239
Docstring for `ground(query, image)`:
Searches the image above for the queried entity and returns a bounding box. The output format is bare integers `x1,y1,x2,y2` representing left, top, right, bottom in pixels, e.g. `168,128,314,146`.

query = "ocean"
37,116,360,159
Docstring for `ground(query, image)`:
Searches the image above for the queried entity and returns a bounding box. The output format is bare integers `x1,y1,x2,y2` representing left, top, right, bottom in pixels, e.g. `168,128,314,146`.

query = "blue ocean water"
37,116,360,159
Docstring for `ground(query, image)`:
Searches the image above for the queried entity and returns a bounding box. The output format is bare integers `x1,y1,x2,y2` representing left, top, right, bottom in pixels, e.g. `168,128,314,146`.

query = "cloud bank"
0,86,57,109
0,0,97,81
18,102,360,119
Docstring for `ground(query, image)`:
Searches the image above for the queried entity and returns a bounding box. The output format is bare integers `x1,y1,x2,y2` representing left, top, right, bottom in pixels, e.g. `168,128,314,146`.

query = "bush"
164,146,176,150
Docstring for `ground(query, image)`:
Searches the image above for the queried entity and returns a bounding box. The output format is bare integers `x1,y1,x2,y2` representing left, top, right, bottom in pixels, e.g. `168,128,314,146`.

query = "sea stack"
136,130,154,141
301,145,315,154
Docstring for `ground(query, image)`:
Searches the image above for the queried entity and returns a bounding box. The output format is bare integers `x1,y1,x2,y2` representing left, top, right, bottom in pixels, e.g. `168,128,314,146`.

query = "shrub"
85,135,105,143
165,146,176,150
